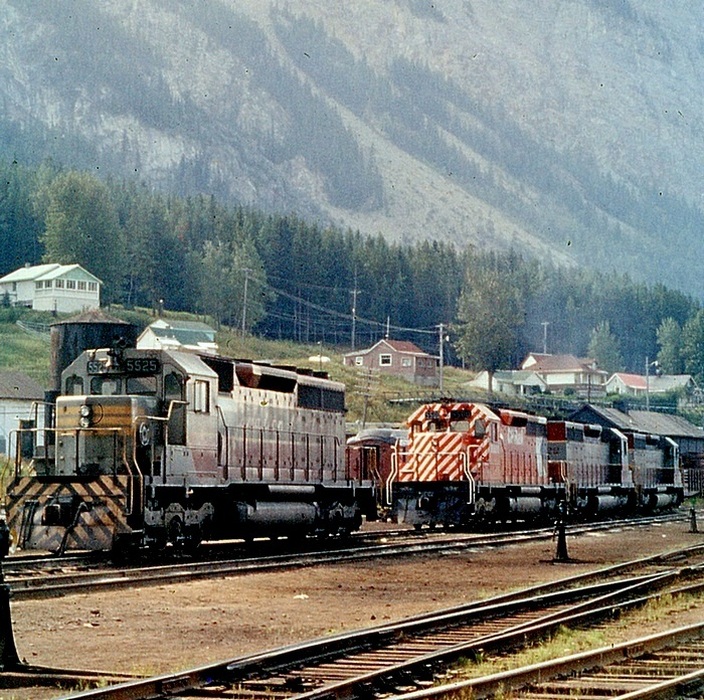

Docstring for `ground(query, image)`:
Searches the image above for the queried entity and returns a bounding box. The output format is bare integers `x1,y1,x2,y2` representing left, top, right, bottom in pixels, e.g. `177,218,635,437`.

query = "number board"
87,357,161,375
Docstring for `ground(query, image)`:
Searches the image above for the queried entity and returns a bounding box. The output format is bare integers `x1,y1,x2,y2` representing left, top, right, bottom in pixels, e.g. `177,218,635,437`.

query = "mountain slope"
1,0,702,295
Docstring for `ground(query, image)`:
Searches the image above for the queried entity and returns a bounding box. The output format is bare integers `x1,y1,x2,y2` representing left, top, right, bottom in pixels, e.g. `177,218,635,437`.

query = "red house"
343,339,438,386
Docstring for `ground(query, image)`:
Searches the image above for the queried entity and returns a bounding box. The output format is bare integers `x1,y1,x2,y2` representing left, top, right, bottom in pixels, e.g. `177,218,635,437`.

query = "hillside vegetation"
0,309,471,425
1,1,702,297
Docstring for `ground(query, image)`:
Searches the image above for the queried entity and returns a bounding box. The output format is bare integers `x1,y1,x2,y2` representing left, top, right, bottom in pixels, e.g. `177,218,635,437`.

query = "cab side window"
164,371,186,445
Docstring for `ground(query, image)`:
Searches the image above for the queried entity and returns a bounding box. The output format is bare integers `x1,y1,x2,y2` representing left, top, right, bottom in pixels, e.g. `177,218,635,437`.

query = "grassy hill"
0,309,471,426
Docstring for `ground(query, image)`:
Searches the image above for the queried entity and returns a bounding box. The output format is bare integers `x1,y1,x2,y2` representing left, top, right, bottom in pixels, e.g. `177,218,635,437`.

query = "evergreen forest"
1,159,703,383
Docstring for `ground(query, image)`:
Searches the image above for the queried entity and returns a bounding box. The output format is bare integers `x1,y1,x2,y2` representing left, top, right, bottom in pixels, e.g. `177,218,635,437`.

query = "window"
193,380,210,413
88,282,97,291
379,354,392,366
126,376,157,395
55,279,64,289
297,385,345,412
44,280,53,288
35,282,42,290
66,280,76,290
164,372,184,400
401,357,412,367
78,281,86,291
354,356,364,366
65,375,84,395
91,377,122,395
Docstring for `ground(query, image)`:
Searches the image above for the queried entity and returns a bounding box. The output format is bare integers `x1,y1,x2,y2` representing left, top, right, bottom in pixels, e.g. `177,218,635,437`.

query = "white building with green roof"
0,263,101,313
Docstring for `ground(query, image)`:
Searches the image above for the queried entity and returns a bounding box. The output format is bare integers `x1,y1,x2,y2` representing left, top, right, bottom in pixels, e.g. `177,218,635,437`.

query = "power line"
262,280,436,336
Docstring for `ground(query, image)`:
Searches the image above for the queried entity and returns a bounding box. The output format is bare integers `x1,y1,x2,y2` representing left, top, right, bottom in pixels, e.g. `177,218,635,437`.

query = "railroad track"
388,622,704,699
41,545,704,700
5,513,690,600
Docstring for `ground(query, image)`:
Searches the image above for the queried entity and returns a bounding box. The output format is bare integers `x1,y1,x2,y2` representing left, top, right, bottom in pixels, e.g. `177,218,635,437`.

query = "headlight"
79,404,92,428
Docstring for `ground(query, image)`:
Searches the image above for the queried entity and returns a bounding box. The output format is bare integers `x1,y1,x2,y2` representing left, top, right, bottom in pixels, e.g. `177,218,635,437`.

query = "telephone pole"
241,268,251,337
350,286,359,350
541,321,550,354
438,323,445,395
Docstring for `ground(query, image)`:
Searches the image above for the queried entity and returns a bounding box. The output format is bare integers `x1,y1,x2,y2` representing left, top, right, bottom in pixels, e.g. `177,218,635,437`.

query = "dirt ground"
6,518,704,698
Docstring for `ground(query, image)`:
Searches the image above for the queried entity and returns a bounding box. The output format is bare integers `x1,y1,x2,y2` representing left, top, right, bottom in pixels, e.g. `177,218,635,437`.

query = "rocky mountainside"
2,0,703,296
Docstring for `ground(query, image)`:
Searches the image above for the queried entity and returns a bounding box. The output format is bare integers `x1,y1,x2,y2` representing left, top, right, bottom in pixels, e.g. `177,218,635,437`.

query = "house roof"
0,263,102,285
628,410,704,439
38,264,101,284
608,373,694,392
139,320,217,349
0,263,62,283
570,403,704,439
0,371,45,400
52,309,129,326
468,370,547,388
344,339,433,358
149,327,216,345
149,319,215,333
609,373,647,390
522,353,603,373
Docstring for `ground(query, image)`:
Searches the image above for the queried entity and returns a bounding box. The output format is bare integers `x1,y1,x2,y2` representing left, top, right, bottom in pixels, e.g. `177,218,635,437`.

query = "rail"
385,621,704,700
43,545,704,699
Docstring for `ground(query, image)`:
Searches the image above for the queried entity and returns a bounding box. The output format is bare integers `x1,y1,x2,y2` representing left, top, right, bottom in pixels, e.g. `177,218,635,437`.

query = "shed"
137,319,218,354
0,371,45,459
570,403,704,496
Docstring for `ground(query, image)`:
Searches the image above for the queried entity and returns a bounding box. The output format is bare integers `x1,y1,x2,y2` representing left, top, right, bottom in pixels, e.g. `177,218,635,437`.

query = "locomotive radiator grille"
6,476,131,553
399,403,492,483
399,432,467,482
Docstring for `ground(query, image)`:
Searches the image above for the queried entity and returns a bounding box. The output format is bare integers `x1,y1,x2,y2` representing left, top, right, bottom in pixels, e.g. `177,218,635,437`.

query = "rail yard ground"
7,517,704,699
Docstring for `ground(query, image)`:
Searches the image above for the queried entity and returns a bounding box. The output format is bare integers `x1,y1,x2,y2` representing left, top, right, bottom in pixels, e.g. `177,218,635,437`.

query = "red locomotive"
388,402,683,529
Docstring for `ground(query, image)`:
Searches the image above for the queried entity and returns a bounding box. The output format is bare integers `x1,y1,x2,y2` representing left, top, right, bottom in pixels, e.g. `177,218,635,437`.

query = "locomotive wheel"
111,533,140,563
167,515,185,549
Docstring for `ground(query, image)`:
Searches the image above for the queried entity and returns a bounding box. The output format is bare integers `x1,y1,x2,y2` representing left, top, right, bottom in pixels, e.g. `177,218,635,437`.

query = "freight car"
7,343,376,554
389,402,683,529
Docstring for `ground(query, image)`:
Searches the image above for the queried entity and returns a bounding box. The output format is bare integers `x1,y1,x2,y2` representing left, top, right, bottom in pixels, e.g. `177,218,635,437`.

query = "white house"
137,319,218,354
606,372,696,397
520,353,609,397
0,371,45,460
467,369,548,396
0,263,101,313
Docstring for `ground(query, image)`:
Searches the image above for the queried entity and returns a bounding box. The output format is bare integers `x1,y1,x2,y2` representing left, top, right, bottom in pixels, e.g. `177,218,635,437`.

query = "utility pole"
241,268,251,337
645,356,659,412
350,286,359,350
541,321,550,354
438,323,445,396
